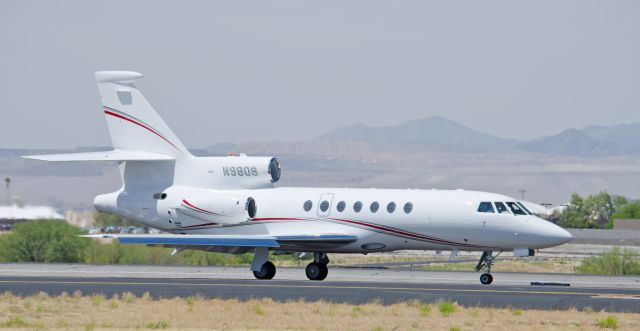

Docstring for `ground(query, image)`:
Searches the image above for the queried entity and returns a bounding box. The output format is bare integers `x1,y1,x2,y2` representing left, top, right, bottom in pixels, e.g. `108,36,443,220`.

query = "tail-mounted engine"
176,156,281,190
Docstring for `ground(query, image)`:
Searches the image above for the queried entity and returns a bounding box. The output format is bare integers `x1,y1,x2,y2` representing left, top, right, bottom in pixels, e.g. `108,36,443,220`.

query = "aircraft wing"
23,149,175,161
82,233,358,248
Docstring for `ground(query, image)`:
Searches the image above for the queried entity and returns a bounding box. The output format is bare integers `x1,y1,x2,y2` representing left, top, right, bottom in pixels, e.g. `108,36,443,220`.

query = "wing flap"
23,150,175,161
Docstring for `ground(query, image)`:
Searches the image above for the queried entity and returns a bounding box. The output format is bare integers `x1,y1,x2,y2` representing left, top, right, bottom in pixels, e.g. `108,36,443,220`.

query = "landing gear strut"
306,253,329,281
475,251,500,285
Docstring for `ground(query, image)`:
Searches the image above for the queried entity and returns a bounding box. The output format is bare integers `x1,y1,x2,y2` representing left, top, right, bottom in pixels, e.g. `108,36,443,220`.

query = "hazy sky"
1,1,639,149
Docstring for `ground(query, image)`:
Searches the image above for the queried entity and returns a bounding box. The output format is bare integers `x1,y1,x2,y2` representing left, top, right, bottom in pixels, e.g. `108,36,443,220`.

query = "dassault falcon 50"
26,71,572,284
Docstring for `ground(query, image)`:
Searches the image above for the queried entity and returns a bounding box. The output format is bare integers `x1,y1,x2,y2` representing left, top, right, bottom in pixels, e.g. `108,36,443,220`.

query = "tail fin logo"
104,106,181,152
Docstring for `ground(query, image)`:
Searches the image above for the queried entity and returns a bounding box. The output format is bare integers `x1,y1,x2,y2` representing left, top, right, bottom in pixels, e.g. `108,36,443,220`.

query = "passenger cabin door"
317,193,335,218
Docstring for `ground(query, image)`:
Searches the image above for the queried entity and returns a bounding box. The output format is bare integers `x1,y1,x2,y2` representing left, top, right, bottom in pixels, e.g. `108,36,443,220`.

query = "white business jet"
26,71,572,284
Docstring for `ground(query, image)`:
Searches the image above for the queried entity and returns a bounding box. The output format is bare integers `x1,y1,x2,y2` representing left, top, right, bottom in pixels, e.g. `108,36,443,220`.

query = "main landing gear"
252,247,276,280
251,249,331,281
253,261,276,280
305,253,329,281
475,251,500,285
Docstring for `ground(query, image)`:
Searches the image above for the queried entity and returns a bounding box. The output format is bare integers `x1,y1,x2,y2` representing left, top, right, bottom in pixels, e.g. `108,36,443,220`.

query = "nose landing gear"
479,272,493,285
475,251,500,285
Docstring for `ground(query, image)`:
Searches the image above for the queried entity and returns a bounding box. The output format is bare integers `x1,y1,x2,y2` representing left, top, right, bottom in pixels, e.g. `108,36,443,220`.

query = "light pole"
4,177,10,204
518,189,526,201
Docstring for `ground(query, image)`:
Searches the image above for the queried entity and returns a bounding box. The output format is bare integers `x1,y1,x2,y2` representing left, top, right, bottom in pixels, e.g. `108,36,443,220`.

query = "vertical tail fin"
95,71,189,158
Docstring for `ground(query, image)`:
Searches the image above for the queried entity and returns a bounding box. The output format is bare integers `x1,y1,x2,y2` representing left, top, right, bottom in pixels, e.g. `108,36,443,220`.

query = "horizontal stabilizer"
23,150,175,162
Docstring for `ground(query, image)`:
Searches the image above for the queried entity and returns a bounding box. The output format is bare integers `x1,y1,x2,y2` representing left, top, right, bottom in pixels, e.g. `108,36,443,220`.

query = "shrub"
578,247,640,275
84,321,96,331
0,219,306,266
438,301,457,316
144,321,170,329
121,292,136,304
185,296,195,311
1,315,28,328
0,220,88,262
253,305,266,316
597,316,618,329
90,294,104,306
419,303,431,316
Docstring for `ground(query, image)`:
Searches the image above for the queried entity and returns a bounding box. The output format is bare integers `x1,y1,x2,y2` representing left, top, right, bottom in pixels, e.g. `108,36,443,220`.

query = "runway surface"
1,264,640,312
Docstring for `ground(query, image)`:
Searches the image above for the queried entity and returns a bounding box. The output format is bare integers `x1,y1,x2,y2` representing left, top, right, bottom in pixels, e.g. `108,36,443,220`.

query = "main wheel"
305,262,328,281
480,273,493,285
253,261,276,280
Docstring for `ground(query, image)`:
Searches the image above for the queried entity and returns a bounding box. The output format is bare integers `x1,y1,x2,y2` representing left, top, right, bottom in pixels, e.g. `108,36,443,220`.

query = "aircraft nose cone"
539,220,573,246
551,226,573,245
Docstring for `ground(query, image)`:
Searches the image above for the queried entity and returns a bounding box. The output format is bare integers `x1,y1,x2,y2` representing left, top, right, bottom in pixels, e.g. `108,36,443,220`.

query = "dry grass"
0,292,638,330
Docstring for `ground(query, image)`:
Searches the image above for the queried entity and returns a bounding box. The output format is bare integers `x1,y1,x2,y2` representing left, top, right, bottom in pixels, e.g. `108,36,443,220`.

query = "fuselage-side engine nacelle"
157,187,257,226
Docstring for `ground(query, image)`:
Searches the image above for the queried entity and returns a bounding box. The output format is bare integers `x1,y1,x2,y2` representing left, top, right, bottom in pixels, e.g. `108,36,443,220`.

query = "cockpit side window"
477,202,495,213
516,202,533,215
506,202,527,215
494,202,510,214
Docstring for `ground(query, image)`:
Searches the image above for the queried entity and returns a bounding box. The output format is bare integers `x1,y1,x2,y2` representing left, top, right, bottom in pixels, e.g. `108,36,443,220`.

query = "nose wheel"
475,251,500,285
479,273,493,285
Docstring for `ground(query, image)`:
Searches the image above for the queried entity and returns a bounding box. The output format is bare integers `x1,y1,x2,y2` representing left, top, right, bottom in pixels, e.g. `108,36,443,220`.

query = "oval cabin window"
387,202,396,213
404,202,413,214
370,201,379,213
353,201,363,213
303,200,313,212
320,200,330,212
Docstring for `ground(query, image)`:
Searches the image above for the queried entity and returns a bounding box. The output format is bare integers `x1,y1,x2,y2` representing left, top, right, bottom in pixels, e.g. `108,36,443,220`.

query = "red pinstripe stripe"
104,109,180,151
252,217,305,221
182,199,220,216
176,222,219,229
327,218,477,248
250,217,482,248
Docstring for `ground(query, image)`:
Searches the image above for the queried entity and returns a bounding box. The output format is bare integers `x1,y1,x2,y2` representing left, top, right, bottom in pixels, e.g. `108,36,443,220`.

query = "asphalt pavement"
1,264,639,312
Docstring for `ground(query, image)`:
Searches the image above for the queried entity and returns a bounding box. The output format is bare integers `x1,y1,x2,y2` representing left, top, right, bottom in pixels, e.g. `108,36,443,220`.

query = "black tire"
253,261,276,280
480,273,493,285
305,262,328,281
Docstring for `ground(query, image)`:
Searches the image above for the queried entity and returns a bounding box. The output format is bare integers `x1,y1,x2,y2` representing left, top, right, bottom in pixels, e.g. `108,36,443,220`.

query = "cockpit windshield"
506,202,527,215
516,201,533,215
478,201,532,216
477,202,495,213
494,202,510,214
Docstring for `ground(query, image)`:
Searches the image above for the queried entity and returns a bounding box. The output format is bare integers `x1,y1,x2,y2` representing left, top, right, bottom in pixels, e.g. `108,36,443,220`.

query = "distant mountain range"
316,116,518,151
316,117,640,157
4,117,640,209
